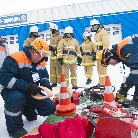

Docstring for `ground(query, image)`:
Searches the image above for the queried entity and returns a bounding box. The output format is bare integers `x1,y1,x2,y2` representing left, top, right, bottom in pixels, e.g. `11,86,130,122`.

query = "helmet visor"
91,25,99,32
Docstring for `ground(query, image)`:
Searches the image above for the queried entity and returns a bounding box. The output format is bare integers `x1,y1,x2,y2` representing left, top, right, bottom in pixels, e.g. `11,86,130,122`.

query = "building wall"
0,3,138,53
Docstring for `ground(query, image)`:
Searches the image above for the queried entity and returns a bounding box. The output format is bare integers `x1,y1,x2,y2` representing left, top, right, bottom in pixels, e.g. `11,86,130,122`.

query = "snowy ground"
0,62,133,137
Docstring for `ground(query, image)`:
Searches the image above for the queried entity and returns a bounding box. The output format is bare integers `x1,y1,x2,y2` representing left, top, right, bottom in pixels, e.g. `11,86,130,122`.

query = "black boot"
52,83,57,87
86,79,92,85
72,86,78,90
96,83,105,89
10,128,28,138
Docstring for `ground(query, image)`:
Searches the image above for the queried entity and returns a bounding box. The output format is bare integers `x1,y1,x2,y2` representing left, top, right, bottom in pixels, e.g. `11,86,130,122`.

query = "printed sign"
0,14,27,25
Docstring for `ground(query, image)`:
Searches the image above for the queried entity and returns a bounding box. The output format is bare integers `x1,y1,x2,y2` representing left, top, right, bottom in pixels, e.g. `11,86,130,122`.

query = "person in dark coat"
0,38,56,138
98,35,138,105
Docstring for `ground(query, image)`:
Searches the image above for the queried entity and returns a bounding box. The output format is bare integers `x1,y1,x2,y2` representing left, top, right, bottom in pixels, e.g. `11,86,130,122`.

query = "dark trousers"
1,89,56,134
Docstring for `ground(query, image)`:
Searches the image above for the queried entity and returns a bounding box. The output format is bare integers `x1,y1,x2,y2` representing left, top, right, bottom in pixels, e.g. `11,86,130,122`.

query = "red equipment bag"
94,104,133,138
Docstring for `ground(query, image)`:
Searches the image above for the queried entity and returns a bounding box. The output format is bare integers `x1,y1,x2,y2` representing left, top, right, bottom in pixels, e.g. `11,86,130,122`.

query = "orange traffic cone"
55,74,76,116
104,75,116,107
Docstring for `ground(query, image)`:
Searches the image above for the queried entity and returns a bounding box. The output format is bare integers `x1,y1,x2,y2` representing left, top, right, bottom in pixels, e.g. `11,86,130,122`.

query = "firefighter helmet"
30,26,39,33
90,19,100,26
64,26,73,34
98,49,113,67
31,38,49,57
49,23,58,30
83,32,90,37
90,19,102,32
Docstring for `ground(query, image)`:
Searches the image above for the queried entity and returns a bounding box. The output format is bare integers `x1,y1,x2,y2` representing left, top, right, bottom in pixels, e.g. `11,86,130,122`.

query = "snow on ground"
0,62,133,137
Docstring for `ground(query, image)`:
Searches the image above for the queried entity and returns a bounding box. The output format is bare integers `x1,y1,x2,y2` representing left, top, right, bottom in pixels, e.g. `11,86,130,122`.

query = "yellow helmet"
98,49,113,67
31,38,49,57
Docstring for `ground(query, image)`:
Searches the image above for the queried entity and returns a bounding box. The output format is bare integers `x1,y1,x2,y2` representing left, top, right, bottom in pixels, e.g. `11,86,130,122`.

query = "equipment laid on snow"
117,99,138,110
94,104,136,138
81,89,104,101
80,84,115,101
22,73,138,138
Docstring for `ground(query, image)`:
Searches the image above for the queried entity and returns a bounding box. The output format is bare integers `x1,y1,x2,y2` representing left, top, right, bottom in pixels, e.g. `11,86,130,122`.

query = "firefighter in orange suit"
80,32,96,85
57,26,82,89
24,26,39,47
90,19,110,86
49,23,63,87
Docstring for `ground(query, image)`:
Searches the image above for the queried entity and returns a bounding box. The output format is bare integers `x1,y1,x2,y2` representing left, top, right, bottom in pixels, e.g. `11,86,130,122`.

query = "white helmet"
30,26,39,33
64,26,73,34
90,19,100,26
83,32,90,37
49,23,58,30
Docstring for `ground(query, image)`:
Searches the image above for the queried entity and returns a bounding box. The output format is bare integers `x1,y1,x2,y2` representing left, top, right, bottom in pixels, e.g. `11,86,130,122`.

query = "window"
10,37,14,40
113,27,119,30
113,26,120,35
10,41,14,44
113,31,119,35
104,28,110,35
46,38,50,41
46,34,50,37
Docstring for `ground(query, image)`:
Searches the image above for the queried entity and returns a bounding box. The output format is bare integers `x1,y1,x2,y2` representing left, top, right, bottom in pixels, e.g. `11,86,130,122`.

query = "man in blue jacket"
98,35,138,105
0,38,56,138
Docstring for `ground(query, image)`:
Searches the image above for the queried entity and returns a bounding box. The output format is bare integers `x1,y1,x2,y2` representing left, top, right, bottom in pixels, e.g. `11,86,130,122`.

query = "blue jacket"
111,35,138,86
0,47,50,93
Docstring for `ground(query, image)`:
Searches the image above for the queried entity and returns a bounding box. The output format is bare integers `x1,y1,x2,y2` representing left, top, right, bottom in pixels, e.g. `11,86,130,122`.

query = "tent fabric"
38,114,86,138
23,114,94,138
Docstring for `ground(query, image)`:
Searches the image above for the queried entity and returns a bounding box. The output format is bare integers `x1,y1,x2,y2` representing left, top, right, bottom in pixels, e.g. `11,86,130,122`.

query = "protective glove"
77,57,82,66
58,58,63,65
43,83,52,91
92,52,96,61
28,84,42,96
116,83,131,101
44,57,48,62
